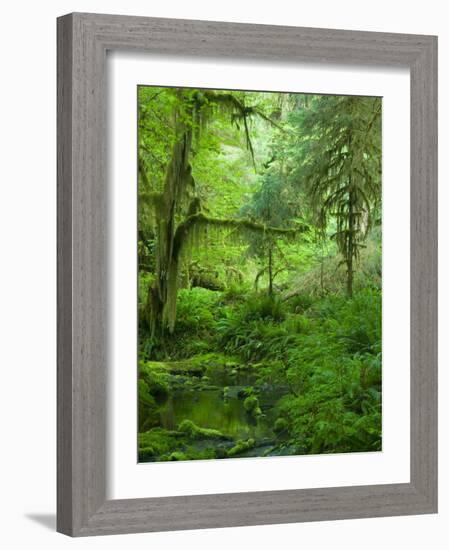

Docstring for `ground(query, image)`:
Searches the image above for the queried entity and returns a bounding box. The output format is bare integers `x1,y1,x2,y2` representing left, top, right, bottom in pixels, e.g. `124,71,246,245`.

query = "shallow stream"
155,361,287,453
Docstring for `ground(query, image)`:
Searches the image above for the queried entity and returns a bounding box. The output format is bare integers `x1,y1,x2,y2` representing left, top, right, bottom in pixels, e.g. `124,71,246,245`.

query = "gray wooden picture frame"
57,12,438,537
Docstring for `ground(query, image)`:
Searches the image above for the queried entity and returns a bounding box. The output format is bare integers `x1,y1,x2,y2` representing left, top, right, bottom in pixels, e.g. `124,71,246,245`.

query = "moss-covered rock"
138,427,181,460
199,384,220,391
273,417,288,434
227,438,256,457
177,419,231,440
243,395,259,412
243,394,263,418
168,451,187,461
139,361,170,398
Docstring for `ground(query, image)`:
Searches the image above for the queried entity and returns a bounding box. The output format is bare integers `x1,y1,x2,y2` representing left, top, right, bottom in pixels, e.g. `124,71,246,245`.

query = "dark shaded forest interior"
138,86,382,462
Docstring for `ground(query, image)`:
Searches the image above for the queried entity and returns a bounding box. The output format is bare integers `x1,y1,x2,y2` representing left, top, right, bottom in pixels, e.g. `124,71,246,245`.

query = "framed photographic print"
57,12,438,536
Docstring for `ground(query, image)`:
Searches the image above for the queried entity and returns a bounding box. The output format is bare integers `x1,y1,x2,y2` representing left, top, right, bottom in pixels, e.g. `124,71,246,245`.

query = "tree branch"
173,212,307,263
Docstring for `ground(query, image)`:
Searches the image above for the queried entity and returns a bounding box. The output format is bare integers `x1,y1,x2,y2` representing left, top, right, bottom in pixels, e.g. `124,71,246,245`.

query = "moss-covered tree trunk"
268,244,274,296
146,115,194,337
346,187,355,298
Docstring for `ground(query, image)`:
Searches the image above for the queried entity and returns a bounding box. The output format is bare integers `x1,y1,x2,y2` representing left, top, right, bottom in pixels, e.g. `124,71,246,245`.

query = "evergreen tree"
289,95,381,296
243,172,299,294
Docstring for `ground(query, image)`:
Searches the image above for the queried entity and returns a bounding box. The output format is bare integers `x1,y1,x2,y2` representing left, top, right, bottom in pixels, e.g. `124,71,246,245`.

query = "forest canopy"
137,86,382,462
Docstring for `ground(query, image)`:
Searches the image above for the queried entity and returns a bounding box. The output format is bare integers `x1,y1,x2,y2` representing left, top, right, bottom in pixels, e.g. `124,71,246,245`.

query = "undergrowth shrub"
219,282,252,305
139,287,221,360
278,353,382,454
240,294,286,322
335,289,381,355
286,293,314,314
215,289,382,454
175,287,219,334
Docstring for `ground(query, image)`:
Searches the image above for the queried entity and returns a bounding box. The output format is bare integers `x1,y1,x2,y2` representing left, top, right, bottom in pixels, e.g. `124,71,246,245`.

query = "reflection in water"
159,385,282,441
161,390,250,439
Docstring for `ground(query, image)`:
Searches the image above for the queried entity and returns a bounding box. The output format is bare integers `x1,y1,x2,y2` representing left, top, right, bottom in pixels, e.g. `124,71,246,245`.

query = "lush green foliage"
137,86,382,462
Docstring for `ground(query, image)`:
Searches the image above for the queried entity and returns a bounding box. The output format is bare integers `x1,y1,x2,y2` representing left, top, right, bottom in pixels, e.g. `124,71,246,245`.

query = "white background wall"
0,1,445,548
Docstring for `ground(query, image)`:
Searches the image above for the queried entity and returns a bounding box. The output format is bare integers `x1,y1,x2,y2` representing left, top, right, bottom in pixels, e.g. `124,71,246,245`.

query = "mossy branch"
202,90,284,169
173,212,306,261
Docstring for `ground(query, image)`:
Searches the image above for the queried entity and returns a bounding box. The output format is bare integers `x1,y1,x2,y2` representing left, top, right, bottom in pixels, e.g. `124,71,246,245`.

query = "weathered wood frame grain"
57,12,438,537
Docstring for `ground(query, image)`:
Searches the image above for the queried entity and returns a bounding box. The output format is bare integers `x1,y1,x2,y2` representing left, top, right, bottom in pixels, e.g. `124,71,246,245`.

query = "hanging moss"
143,90,297,336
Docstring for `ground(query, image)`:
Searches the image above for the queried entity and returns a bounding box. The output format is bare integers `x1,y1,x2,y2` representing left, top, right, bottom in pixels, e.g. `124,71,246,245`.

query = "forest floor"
138,285,382,462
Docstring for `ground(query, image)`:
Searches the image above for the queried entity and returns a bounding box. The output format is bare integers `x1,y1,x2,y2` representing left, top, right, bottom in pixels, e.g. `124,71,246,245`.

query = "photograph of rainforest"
137,86,382,462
